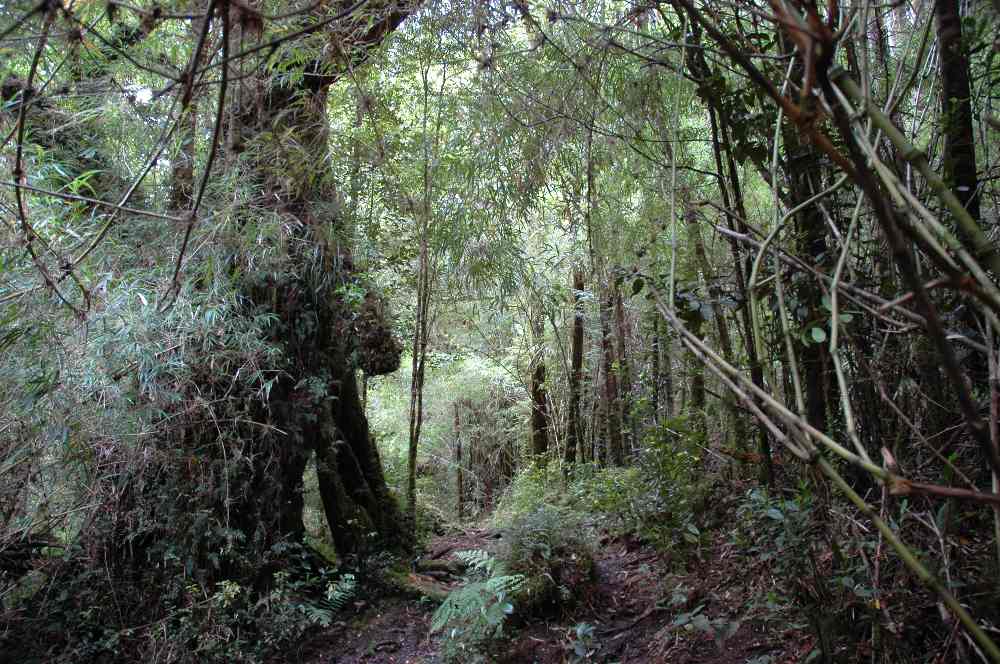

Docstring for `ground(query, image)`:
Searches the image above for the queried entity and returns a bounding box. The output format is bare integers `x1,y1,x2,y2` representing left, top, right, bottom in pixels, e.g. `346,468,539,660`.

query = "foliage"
496,504,596,614
3,0,1000,660
558,416,710,552
668,584,742,651
5,539,358,664
431,549,525,663
370,352,525,523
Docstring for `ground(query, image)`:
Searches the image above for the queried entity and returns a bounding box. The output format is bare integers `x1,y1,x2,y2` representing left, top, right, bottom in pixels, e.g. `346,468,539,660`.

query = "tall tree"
935,0,981,223
565,269,586,466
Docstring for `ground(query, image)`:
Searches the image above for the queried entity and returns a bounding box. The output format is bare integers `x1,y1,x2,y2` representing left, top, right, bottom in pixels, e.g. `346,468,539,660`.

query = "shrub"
497,504,595,615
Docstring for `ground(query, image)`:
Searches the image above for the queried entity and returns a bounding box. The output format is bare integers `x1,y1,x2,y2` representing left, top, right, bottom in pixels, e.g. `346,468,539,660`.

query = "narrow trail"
298,528,811,663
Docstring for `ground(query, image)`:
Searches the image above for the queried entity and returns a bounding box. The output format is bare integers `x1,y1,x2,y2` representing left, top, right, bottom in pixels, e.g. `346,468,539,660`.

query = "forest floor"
296,525,815,664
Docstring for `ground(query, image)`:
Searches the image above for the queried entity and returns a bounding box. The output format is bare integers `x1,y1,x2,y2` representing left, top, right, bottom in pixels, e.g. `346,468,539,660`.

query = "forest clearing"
2,0,1000,662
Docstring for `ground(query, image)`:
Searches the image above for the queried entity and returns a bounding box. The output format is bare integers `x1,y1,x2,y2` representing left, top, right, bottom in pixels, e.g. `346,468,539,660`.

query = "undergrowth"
431,549,525,663
494,415,710,556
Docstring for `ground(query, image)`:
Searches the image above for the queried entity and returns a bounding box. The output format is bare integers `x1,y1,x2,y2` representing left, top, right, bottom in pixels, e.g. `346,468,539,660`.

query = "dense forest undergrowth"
2,0,1000,662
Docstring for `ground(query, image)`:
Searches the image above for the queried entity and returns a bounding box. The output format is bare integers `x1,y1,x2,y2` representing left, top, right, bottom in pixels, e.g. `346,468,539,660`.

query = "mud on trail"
296,528,810,664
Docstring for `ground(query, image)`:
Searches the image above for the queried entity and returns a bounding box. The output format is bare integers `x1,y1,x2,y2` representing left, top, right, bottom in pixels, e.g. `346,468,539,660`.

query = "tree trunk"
406,216,431,533
565,270,586,466
687,208,744,448
530,357,550,458
600,287,625,465
662,324,675,418
651,311,662,426
686,307,707,438
777,32,834,451
455,402,464,521
613,283,636,454
934,0,980,224
684,18,773,482
220,4,415,560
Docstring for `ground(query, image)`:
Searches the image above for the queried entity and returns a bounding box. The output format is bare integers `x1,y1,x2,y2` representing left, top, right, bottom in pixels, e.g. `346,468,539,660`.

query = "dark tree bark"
530,357,550,458
565,270,586,466
218,1,417,560
651,311,661,426
684,302,707,438
687,208,744,448
774,31,835,450
714,111,774,484
662,323,675,419
934,0,981,223
681,15,772,481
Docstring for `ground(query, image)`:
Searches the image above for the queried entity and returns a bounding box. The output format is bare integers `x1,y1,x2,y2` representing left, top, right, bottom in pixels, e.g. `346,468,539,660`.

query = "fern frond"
324,573,356,611
431,549,525,639
299,572,357,627
454,549,495,576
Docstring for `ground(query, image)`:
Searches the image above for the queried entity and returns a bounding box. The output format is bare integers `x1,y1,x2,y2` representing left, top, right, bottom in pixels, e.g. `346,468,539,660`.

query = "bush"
497,504,595,615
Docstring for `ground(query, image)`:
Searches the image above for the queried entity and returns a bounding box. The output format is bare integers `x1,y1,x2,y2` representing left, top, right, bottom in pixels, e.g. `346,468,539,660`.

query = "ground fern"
431,549,525,653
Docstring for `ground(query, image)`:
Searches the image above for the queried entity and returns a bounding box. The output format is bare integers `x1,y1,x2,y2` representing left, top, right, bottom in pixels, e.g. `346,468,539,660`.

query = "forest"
1,0,999,662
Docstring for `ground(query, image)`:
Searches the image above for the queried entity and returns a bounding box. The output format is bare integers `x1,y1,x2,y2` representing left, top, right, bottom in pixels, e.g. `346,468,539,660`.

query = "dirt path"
297,529,809,663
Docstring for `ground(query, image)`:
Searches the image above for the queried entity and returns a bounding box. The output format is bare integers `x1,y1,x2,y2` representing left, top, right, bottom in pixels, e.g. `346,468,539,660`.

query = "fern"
431,550,525,640
454,549,497,576
298,573,357,627
324,573,356,611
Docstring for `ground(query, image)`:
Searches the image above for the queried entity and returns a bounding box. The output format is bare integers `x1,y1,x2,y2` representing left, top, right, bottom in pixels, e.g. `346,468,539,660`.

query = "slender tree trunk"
455,402,464,521
686,209,743,448
651,311,661,426
600,287,625,466
566,268,585,467
687,309,707,438
405,55,441,534
612,283,636,454
716,115,773,483
935,0,981,223
406,225,431,533
684,18,773,482
169,106,197,210
530,354,550,458
777,32,835,454
662,327,675,418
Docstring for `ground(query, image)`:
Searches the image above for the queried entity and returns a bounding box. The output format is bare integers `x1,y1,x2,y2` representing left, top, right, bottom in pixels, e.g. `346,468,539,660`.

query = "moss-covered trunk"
231,63,406,558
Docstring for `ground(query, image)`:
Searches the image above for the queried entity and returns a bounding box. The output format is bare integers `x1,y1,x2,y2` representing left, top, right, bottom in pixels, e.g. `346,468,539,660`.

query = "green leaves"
431,549,526,646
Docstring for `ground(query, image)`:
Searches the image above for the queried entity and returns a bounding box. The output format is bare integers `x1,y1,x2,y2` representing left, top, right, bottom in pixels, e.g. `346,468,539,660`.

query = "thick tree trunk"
216,3,416,559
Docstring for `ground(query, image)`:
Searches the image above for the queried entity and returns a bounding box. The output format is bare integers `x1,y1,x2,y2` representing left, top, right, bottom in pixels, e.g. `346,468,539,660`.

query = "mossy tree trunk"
529,357,550,458
219,2,415,560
